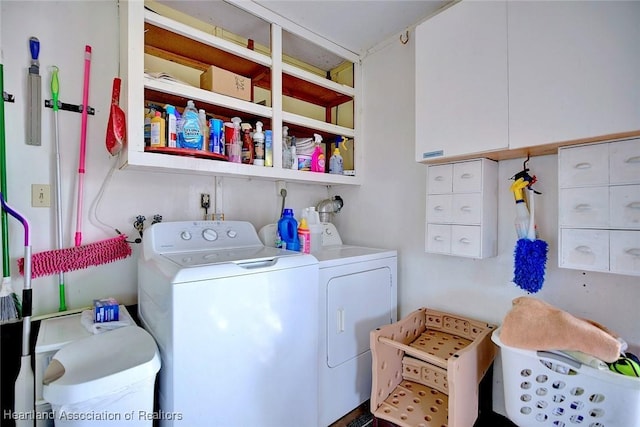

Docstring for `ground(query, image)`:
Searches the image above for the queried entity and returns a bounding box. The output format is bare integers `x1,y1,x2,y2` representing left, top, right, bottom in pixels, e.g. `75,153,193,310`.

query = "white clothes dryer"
259,222,397,426
138,220,319,427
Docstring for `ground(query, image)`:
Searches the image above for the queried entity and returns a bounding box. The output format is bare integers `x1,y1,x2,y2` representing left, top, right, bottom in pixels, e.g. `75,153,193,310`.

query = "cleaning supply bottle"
150,111,165,147
241,123,254,164
165,105,178,148
329,147,343,174
304,206,323,253
229,117,242,163
178,100,202,150
264,130,273,167
511,177,530,239
282,126,291,169
290,136,298,170
253,121,265,166
199,109,209,151
277,208,300,251
311,133,325,172
298,217,311,254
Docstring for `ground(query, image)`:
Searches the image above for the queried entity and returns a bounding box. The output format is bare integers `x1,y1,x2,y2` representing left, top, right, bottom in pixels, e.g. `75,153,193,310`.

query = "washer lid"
42,326,160,405
159,245,300,267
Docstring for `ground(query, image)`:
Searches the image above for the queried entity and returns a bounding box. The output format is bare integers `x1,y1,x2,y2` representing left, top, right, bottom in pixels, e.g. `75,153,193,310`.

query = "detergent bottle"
150,111,165,147
311,133,325,173
277,208,300,251
297,217,311,254
165,105,178,148
178,100,202,149
329,147,343,174
304,206,323,253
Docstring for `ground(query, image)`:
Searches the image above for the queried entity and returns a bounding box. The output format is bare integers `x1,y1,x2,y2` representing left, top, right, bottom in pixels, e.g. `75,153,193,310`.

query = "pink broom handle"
74,45,91,246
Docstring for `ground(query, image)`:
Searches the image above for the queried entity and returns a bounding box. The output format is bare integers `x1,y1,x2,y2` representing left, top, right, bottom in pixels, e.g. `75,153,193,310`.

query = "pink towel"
500,296,621,363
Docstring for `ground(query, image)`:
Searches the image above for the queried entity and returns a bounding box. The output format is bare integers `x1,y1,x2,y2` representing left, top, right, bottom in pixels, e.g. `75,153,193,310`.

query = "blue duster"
513,189,548,293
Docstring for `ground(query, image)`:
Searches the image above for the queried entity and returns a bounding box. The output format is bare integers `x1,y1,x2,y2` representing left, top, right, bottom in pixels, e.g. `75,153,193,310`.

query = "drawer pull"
434,205,445,212
574,162,592,170
460,173,473,179
626,202,640,209
625,248,640,257
460,206,472,212
459,237,471,244
433,235,445,242
574,204,592,212
575,245,593,254
434,175,446,182
625,156,640,164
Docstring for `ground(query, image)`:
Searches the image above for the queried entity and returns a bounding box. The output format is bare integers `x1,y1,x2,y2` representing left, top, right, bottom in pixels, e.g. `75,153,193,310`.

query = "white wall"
0,0,328,316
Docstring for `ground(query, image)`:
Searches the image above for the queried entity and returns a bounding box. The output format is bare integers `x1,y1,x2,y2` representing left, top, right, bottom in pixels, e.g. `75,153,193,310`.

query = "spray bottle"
511,177,530,240
311,133,325,173
229,117,242,163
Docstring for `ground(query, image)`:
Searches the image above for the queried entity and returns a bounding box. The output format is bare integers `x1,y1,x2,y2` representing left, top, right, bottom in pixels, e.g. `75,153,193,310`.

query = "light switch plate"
31,184,51,207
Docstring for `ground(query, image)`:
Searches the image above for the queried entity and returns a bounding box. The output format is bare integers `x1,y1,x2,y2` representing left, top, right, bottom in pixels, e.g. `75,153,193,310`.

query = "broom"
0,63,21,322
513,187,548,293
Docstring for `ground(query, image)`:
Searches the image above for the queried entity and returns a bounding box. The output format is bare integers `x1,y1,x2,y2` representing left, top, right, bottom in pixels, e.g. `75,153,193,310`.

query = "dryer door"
327,266,393,368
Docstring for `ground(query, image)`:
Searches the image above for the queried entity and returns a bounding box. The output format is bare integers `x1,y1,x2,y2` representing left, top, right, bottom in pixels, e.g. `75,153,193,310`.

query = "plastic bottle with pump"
253,121,265,166
329,147,343,175
277,208,300,251
298,217,311,254
165,105,178,148
311,134,325,172
150,111,165,147
178,100,202,150
199,109,209,151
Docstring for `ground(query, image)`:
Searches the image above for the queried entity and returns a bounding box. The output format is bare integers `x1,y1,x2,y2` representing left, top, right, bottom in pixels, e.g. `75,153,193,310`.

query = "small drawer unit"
558,138,640,276
425,158,498,258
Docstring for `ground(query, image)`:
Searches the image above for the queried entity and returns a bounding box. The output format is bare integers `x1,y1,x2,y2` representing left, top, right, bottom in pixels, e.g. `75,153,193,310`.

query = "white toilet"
43,325,160,427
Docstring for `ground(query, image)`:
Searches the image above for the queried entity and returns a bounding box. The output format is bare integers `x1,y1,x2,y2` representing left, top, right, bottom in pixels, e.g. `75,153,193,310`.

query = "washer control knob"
180,231,192,240
202,229,218,241
227,230,237,238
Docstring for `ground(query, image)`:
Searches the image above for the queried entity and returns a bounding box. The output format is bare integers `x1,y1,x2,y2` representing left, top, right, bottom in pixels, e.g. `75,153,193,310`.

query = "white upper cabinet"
508,1,640,148
415,1,508,162
416,0,640,162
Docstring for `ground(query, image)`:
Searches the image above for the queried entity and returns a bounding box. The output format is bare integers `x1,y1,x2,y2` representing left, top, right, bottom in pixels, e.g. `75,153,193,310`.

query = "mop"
17,64,131,280
0,63,20,322
0,192,34,424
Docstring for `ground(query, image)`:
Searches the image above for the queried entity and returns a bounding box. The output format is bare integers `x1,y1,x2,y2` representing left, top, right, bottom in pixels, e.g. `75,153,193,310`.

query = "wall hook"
399,30,409,45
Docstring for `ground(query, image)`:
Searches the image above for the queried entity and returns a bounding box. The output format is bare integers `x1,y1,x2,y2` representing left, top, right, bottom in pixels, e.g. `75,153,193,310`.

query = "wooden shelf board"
420,130,640,165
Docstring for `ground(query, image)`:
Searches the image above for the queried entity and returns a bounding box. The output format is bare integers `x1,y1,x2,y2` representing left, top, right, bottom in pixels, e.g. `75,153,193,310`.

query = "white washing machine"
259,222,398,426
138,220,319,427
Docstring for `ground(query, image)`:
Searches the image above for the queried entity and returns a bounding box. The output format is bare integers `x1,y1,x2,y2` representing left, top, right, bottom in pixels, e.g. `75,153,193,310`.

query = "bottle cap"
299,217,308,229
333,147,340,155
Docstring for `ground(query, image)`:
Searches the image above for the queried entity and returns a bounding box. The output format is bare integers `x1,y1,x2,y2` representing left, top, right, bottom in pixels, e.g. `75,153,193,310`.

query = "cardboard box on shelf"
200,66,251,101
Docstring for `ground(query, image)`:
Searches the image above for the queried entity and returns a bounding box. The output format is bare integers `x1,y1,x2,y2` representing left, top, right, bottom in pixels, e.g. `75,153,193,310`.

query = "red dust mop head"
17,234,131,279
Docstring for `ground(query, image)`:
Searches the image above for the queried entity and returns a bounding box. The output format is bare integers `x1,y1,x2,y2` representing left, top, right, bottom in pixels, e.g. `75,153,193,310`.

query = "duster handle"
527,188,536,240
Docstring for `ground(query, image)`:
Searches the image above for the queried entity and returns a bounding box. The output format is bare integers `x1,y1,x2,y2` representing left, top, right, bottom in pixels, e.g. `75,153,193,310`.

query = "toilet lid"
42,326,160,404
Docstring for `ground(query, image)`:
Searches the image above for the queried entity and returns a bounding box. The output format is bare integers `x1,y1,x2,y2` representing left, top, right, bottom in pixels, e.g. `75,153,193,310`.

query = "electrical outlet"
31,184,51,207
201,193,211,210
276,180,287,197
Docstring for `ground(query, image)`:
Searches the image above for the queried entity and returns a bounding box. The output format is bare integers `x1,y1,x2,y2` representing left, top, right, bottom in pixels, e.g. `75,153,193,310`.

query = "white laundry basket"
492,328,640,427
43,326,160,427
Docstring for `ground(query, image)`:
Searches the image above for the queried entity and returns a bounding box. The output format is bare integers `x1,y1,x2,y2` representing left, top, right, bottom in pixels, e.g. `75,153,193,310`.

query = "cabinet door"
426,224,451,254
508,2,640,148
427,164,453,194
415,1,508,161
610,231,640,276
559,187,609,228
451,225,481,258
610,185,640,228
558,144,609,188
560,229,609,272
610,139,640,185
